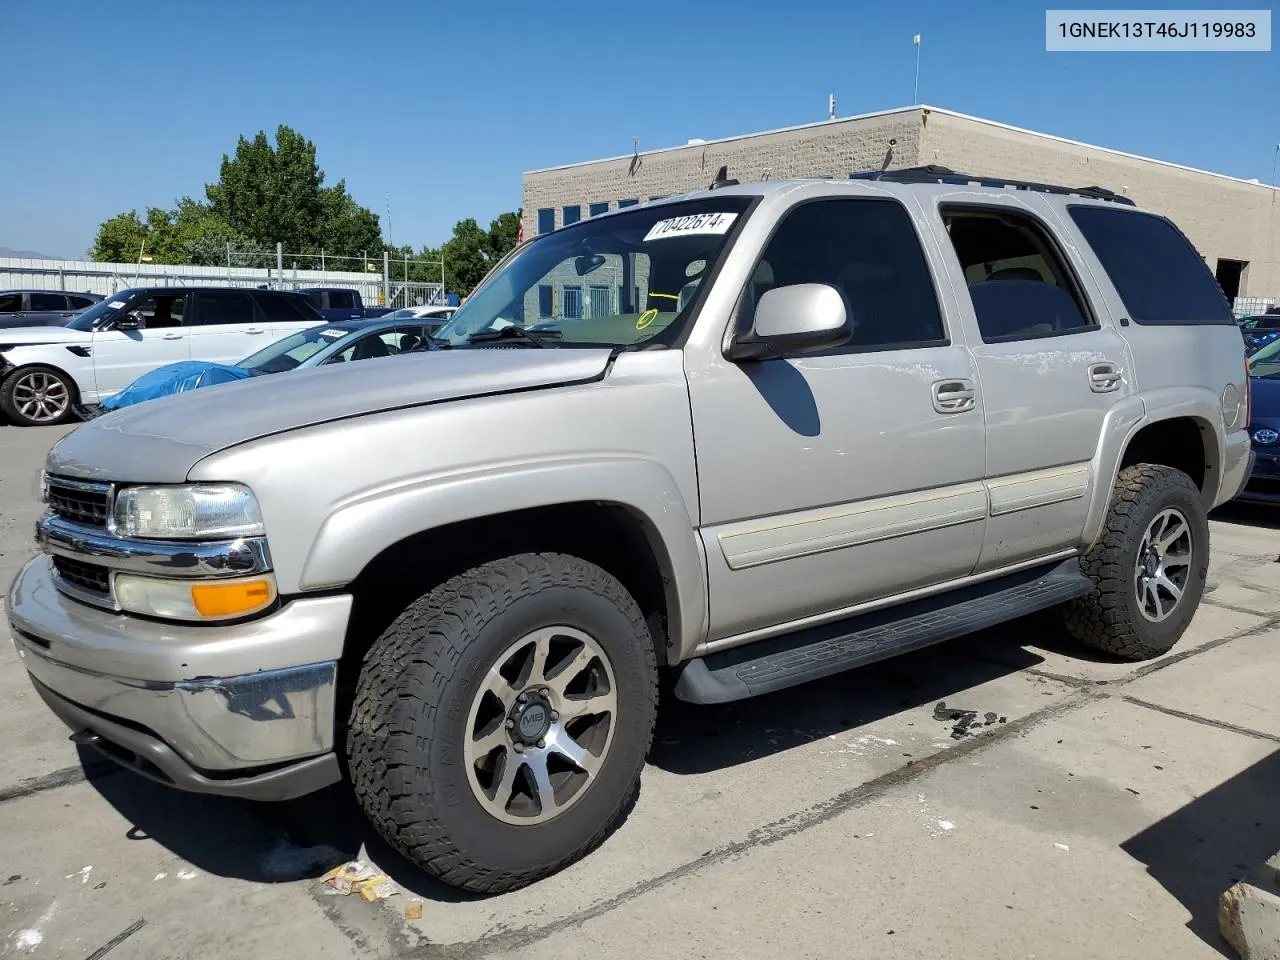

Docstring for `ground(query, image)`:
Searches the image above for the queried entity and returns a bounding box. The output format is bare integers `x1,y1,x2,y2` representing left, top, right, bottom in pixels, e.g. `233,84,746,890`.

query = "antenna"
385,191,393,248
912,34,922,103
828,91,836,120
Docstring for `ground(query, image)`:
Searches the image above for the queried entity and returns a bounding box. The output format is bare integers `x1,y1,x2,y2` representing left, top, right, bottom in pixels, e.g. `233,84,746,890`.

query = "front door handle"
245,327,266,335
161,333,183,340
932,379,977,414
1089,362,1124,392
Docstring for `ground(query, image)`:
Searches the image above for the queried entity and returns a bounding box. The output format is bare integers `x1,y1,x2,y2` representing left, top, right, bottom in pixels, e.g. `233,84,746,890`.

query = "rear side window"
254,293,311,324
67,295,96,309
0,293,21,312
30,293,67,311
195,292,256,326
327,290,356,310
1068,206,1233,325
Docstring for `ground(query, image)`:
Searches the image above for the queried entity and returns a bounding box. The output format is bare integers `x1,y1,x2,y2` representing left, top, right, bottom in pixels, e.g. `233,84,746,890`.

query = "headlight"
115,572,277,621
113,483,264,539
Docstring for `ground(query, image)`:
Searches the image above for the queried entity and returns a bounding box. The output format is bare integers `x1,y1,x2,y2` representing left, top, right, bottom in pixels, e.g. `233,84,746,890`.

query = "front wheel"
347,553,658,893
1063,463,1209,660
0,365,78,426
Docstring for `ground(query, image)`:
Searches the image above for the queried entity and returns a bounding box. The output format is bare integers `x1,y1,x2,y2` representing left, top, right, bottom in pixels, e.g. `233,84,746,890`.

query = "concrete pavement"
1,420,1277,959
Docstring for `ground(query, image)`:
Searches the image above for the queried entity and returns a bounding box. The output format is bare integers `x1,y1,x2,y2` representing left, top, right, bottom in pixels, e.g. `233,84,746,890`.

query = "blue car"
81,316,446,416
1238,337,1280,504
1239,313,1280,354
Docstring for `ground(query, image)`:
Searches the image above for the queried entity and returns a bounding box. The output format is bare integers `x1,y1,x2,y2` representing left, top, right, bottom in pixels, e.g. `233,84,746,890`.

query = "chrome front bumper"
7,555,352,800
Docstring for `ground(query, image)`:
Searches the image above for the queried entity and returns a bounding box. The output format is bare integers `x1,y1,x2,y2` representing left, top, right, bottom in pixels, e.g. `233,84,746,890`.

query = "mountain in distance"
0,245,66,260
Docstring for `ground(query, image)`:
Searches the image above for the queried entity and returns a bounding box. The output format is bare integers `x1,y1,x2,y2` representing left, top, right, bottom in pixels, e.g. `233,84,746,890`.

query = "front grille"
52,556,111,596
47,478,111,527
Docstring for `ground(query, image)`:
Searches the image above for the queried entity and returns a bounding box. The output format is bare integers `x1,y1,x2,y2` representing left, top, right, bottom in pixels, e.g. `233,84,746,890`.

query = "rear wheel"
1063,464,1209,660
347,552,658,893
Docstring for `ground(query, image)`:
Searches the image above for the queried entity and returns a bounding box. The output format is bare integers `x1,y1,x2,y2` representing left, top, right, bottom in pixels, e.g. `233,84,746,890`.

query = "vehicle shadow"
81,620,1063,902
1121,748,1280,957
1212,502,1280,532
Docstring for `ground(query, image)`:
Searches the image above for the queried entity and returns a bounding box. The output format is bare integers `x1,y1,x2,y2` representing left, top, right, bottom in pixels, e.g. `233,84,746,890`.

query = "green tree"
441,218,492,295
486,211,521,261
90,211,149,262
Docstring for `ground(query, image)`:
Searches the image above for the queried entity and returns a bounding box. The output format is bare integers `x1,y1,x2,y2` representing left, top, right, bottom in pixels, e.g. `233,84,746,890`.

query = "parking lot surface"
2,421,1277,959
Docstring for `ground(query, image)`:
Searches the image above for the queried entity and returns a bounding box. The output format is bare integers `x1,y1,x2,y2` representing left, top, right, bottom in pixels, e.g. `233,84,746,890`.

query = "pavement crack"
413,689,1094,959
0,761,120,806
1115,694,1280,743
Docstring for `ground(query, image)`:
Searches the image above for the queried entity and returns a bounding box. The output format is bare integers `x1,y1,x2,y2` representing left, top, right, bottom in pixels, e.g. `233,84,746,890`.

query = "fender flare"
1082,388,1224,546
299,456,709,660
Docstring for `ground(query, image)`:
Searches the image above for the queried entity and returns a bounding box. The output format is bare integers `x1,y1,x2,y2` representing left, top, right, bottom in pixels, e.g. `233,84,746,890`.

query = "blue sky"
1,0,1276,258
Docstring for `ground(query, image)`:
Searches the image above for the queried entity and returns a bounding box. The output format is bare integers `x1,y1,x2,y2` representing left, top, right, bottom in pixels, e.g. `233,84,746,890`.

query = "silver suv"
8,169,1255,893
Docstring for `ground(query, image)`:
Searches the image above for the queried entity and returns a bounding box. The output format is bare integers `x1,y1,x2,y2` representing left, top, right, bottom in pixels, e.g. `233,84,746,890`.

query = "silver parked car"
8,168,1254,893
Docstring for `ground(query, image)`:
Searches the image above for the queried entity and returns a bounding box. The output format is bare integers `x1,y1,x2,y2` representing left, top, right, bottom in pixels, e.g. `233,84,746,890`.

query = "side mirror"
114,314,141,331
726,283,852,361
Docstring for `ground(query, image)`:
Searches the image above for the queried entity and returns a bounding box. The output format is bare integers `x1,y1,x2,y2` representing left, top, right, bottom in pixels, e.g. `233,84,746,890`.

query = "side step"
673,559,1092,704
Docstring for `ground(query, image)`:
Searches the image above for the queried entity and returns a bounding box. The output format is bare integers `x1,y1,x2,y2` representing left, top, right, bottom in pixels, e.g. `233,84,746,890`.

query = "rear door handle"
245,327,266,335
1089,362,1124,392
161,333,183,340
932,379,977,414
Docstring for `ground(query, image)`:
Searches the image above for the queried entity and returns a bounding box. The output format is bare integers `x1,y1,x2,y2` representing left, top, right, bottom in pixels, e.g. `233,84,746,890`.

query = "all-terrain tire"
347,552,658,894
1063,463,1209,660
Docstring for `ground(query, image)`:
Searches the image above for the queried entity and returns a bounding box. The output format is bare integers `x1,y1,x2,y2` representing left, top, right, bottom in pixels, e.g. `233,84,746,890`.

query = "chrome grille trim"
46,476,114,528
37,514,272,579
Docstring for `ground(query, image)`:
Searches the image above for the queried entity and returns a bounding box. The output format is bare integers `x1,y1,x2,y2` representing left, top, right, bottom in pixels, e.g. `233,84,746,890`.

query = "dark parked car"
0,289,103,329
1238,337,1280,504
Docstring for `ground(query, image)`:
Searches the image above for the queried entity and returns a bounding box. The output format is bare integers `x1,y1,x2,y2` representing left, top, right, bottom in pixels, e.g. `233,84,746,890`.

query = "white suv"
0,287,324,426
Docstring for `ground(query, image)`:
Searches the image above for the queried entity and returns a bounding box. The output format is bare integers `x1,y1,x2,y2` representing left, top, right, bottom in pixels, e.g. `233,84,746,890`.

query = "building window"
538,284,553,318
537,208,555,234
649,195,668,202
589,202,609,217
588,285,611,318
563,205,581,225
618,198,638,208
562,285,583,319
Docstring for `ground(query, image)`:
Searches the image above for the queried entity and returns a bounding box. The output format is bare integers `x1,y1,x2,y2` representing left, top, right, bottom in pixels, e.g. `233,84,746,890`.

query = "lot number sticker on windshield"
108,301,127,309
643,212,738,243
319,328,348,339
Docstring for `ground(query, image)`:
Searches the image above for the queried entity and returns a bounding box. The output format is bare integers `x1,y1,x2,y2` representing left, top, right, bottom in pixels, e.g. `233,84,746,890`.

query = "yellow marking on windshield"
636,308,659,330
648,292,679,301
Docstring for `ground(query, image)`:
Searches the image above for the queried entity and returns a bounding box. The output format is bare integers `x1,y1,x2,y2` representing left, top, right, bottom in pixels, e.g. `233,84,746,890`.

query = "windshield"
436,197,754,349
239,324,345,374
1248,337,1280,379
65,289,145,330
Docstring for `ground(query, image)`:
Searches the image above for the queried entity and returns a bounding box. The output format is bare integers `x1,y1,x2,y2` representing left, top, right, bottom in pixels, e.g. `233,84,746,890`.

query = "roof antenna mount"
708,164,739,190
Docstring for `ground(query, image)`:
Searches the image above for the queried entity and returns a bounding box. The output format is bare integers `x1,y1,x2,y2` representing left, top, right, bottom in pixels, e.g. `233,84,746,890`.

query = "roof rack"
848,164,1136,205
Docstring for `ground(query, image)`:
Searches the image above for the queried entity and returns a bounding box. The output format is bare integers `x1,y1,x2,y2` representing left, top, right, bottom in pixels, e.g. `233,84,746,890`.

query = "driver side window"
126,295,187,329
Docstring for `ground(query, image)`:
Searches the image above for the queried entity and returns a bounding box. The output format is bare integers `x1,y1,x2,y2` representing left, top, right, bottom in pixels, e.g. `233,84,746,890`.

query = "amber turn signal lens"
190,579,275,618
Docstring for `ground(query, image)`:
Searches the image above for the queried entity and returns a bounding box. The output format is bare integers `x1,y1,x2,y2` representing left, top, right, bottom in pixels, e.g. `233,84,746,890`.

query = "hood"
47,347,614,482
1249,375,1280,421
0,315,73,330
0,326,90,345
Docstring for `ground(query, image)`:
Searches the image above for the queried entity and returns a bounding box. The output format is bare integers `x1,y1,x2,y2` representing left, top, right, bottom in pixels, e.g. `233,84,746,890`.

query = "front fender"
299,456,709,661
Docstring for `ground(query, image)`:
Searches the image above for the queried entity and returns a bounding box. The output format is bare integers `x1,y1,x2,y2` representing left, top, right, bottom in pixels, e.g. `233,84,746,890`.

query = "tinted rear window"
1068,206,1233,326
328,290,356,310
254,293,311,324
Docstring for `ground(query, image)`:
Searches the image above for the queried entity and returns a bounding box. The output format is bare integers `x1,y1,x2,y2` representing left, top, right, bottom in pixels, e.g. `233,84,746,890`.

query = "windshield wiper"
465,326,561,348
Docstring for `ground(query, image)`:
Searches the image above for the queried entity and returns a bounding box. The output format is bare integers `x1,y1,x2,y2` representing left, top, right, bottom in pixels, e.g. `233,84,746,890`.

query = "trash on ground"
932,701,1007,739
176,869,198,881
319,860,398,901
1054,842,1070,851
404,898,424,920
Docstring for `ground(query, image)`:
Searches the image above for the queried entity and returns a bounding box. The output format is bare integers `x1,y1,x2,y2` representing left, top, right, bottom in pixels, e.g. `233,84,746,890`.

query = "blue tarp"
99,361,254,411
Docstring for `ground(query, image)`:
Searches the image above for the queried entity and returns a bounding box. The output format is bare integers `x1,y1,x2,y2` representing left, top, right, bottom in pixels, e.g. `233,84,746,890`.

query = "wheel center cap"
511,697,551,744
1143,549,1160,577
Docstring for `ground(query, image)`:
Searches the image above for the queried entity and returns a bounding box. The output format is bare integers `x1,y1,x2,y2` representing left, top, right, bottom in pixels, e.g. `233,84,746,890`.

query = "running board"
673,559,1092,704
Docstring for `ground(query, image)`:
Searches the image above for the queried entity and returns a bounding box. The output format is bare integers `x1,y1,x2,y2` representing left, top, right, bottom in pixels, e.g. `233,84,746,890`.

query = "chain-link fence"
0,245,450,309
1233,295,1277,318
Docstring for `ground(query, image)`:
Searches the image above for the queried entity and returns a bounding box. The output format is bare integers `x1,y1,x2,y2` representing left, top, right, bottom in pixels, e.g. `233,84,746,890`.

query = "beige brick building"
521,105,1279,310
